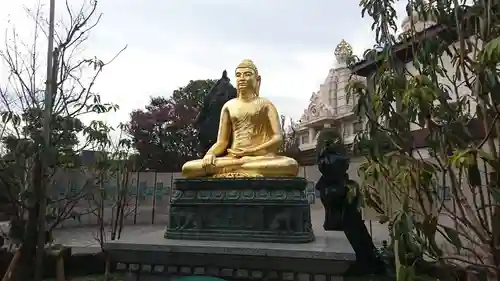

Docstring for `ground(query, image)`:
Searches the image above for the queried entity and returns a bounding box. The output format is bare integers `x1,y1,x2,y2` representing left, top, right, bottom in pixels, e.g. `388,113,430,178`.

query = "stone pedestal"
165,177,315,243
104,230,355,281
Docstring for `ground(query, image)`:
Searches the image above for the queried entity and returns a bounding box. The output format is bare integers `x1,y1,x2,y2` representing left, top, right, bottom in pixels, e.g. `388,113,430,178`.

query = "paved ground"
52,204,390,253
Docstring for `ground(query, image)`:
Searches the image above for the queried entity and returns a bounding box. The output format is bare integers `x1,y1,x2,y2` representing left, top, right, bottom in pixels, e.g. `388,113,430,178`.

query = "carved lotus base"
165,177,315,243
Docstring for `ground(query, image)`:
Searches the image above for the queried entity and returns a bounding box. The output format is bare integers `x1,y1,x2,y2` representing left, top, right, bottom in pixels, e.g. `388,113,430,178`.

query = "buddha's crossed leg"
181,155,298,178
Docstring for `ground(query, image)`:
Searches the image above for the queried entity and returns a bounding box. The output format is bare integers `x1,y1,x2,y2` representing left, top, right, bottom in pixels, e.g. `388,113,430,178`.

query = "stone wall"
51,162,371,228
48,161,395,243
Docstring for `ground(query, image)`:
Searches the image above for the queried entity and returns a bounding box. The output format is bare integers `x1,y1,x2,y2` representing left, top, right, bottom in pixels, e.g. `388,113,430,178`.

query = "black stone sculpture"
316,143,350,231
315,130,385,275
194,70,237,155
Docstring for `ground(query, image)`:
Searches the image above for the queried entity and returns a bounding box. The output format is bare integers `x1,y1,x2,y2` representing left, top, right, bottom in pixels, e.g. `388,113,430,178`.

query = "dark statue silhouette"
194,70,237,155
315,133,385,275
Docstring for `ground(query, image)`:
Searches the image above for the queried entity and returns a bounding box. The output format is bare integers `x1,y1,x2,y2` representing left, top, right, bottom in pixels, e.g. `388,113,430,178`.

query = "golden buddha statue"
181,59,299,178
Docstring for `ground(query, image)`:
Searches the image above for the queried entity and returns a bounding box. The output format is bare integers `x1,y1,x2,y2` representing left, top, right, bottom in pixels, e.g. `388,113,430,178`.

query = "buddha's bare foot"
181,157,245,178
212,171,264,178
239,156,299,177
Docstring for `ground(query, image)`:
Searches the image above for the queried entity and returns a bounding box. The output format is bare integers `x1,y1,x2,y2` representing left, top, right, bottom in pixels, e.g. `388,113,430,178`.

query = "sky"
0,0,408,136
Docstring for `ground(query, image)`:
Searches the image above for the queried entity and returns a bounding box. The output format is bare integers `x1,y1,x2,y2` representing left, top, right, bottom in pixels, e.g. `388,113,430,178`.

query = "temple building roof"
298,39,362,129
334,39,353,67
299,91,334,124
400,0,437,36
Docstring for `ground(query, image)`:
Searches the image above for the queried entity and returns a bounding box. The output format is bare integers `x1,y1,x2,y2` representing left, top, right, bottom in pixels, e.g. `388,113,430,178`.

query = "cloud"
0,0,411,138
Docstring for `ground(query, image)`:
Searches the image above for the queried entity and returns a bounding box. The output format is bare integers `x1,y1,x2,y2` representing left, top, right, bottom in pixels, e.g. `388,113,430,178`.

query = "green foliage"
315,127,344,157
89,124,136,246
0,5,128,272
129,79,217,171
278,115,300,158
480,36,500,66
352,0,500,279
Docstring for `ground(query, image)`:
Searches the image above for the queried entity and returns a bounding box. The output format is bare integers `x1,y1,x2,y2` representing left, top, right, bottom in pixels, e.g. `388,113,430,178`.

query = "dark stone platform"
104,230,355,281
164,177,315,243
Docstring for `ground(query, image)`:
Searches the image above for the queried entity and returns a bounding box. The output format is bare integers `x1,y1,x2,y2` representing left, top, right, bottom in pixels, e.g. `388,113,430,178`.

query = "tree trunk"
11,156,43,281
11,206,39,281
491,205,500,281
110,191,121,241
2,251,20,281
55,252,65,281
104,256,111,281
117,200,125,240
489,172,500,281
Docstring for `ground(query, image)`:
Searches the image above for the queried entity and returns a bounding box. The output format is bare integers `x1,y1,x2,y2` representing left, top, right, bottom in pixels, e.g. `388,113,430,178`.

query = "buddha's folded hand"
201,154,216,172
227,147,253,157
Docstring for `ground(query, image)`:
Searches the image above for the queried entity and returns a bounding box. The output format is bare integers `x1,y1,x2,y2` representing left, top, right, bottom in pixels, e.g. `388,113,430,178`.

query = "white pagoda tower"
296,39,365,152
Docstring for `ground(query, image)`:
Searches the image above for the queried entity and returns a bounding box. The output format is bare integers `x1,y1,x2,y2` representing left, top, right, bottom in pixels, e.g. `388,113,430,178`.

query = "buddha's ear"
255,75,261,96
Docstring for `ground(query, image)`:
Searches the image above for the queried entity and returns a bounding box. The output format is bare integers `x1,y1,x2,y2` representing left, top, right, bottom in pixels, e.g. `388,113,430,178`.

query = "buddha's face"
235,67,260,94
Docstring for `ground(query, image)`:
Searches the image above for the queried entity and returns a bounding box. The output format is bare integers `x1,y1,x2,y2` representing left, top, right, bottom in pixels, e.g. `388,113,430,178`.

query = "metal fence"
50,171,390,243
53,171,319,228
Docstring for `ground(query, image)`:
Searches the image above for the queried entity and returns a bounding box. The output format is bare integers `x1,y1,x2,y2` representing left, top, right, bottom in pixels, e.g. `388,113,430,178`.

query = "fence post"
133,171,140,225
151,171,158,224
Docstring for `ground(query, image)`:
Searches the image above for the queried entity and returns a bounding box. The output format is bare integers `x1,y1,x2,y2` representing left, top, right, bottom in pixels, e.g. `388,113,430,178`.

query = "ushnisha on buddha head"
235,59,261,98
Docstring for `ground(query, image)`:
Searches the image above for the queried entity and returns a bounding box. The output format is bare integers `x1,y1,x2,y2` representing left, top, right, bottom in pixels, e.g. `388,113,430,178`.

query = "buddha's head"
235,59,261,98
